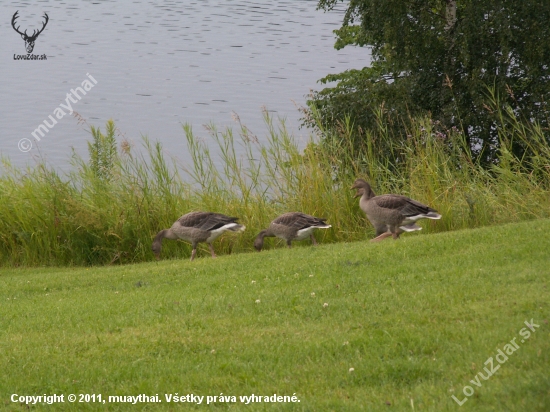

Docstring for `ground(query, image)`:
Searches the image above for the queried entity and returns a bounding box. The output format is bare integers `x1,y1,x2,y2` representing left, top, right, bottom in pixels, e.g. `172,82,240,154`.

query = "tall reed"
0,103,548,267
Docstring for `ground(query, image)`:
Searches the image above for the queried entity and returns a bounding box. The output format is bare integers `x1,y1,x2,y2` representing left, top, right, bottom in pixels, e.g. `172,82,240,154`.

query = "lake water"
0,0,370,170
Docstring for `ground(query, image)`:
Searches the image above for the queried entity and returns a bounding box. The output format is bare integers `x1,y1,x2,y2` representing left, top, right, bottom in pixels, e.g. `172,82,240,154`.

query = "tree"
308,0,550,162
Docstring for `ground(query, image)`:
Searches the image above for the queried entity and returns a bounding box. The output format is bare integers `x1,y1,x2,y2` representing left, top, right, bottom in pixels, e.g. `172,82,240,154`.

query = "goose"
254,212,331,251
351,179,441,242
152,211,245,261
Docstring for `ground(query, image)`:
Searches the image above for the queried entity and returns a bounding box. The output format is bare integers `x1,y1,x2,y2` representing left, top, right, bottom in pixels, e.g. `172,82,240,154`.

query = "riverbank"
0,108,549,266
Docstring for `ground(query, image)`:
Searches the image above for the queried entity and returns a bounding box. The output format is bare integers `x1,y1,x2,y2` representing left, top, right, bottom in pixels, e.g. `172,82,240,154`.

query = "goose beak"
351,183,362,197
154,252,160,261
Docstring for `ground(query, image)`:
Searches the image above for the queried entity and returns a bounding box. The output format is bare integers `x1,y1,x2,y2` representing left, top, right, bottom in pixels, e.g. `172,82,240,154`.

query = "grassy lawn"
0,220,548,411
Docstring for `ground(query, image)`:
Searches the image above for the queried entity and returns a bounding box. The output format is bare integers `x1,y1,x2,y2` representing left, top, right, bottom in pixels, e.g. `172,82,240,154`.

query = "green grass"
1,219,548,411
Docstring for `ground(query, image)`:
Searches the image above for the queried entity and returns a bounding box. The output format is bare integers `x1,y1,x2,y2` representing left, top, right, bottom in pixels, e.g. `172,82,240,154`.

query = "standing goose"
152,211,245,261
351,179,441,242
254,212,331,251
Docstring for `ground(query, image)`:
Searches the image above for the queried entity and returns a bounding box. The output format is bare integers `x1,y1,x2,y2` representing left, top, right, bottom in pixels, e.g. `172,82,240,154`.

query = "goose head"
152,229,167,260
253,230,268,251
152,242,161,260
351,179,375,199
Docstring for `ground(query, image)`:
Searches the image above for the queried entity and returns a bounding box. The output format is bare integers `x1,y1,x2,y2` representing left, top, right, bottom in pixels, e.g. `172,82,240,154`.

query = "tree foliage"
308,0,550,162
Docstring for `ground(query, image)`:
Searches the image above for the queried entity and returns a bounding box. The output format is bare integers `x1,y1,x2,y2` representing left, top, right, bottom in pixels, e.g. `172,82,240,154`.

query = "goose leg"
286,239,292,248
209,243,217,258
391,226,402,240
310,235,318,246
190,241,199,261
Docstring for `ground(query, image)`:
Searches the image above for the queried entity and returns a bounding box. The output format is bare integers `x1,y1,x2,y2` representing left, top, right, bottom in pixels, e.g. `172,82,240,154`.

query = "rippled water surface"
1,1,370,168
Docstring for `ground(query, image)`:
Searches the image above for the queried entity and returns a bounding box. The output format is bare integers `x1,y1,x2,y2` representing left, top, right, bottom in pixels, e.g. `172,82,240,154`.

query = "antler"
11,11,26,37
11,11,49,40
31,13,49,40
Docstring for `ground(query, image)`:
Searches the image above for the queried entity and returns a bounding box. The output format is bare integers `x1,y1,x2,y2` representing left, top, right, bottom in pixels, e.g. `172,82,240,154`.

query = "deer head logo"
11,11,49,54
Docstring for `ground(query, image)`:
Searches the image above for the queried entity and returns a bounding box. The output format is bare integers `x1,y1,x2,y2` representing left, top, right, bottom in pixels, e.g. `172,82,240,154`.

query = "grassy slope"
0,220,549,411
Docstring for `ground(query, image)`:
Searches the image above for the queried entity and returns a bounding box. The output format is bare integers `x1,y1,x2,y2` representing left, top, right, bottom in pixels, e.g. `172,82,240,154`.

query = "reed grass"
0,102,548,266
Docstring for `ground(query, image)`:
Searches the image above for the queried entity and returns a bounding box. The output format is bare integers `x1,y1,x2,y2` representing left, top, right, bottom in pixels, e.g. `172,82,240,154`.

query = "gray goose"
254,212,331,251
351,179,441,242
152,211,245,261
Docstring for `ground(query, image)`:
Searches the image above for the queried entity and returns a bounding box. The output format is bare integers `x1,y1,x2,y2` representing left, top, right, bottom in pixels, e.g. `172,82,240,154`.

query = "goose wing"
273,212,328,229
399,198,438,217
373,195,437,217
178,212,239,231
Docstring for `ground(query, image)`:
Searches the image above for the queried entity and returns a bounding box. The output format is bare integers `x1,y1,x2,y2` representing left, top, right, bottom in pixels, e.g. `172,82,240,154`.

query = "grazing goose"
254,212,331,251
351,179,441,242
152,211,245,261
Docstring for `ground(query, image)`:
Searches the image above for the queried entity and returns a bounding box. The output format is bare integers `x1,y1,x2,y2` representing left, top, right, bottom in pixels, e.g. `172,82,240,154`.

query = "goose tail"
425,211,442,220
408,211,442,222
228,223,246,232
399,224,422,232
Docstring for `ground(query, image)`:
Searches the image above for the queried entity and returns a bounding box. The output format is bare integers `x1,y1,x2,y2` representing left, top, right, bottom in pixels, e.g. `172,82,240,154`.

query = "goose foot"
370,232,393,242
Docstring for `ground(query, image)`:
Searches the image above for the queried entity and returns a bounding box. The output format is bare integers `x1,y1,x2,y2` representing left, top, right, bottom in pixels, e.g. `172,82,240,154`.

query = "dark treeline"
307,0,550,165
